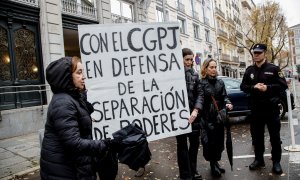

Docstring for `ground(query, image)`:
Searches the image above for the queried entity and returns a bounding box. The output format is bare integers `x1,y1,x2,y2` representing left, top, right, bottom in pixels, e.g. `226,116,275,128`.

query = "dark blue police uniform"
240,53,287,172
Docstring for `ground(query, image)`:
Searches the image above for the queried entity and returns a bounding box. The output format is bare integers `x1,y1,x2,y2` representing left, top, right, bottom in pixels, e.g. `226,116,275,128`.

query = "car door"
223,78,250,116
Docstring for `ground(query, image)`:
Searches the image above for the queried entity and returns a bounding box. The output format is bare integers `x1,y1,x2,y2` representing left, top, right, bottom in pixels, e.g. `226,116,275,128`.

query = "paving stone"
0,139,21,148
0,151,14,160
0,160,34,179
0,156,27,169
0,147,6,153
6,143,36,153
18,147,40,159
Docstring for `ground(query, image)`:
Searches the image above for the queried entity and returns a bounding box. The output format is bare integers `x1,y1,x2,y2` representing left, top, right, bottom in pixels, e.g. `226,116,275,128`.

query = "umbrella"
112,123,152,171
225,122,233,171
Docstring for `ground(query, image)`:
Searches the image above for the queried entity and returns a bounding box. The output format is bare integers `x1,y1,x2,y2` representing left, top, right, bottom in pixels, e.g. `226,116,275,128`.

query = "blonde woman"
199,58,233,177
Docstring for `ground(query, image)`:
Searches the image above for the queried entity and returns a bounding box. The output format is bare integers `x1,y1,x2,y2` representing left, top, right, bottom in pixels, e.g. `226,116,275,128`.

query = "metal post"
284,89,300,151
218,49,222,74
291,78,298,106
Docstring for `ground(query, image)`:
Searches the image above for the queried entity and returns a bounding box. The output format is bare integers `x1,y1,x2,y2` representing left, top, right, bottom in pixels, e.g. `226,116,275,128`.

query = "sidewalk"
0,133,40,180
0,79,300,180
288,78,300,179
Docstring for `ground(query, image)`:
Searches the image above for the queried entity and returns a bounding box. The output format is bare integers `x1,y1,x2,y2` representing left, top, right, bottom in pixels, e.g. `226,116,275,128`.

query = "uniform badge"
264,72,273,75
250,73,254,79
278,71,284,78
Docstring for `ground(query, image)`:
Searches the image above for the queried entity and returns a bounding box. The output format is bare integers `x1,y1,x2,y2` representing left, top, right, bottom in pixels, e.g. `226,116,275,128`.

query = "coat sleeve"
193,77,204,110
220,80,231,106
266,66,288,93
240,68,255,93
51,98,108,156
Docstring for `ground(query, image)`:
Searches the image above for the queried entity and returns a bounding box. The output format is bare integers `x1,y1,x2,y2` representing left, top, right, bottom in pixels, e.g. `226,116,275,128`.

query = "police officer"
240,43,288,175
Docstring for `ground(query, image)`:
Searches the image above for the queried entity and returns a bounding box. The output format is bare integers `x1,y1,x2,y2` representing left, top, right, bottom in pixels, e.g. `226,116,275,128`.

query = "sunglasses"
253,51,263,55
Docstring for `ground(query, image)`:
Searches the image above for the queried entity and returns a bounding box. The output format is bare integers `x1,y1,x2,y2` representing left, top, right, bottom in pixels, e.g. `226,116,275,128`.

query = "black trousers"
176,130,200,179
201,123,224,162
251,105,282,163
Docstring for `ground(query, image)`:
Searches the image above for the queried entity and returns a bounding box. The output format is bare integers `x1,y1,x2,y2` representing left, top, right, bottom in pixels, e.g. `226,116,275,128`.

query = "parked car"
219,76,295,121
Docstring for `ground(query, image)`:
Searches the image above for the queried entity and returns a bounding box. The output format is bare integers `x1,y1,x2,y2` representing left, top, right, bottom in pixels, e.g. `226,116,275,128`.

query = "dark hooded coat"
200,77,231,161
40,57,108,180
185,67,203,130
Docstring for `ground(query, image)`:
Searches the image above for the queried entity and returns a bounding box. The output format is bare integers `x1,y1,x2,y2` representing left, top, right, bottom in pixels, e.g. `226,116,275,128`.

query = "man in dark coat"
40,57,117,179
176,48,204,180
240,43,288,175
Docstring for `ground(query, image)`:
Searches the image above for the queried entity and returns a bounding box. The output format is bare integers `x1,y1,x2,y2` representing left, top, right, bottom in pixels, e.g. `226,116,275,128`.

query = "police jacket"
200,77,231,123
240,61,288,106
40,57,108,180
185,67,204,112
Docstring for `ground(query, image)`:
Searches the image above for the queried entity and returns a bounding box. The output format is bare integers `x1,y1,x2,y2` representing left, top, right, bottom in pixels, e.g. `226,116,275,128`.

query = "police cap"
252,43,267,52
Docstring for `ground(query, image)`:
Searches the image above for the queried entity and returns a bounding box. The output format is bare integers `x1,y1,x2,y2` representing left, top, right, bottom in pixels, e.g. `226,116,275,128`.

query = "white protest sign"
78,22,191,141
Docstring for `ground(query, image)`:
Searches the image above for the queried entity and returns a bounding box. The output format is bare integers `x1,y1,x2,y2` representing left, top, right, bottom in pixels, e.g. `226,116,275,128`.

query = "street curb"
0,166,40,180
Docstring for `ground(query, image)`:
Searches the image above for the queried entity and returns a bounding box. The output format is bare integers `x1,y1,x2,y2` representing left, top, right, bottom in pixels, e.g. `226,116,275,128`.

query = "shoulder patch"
278,71,284,78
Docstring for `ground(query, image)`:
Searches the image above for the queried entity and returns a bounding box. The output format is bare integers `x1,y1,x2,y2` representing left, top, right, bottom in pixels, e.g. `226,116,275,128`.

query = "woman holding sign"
176,48,204,180
199,58,233,177
40,57,119,179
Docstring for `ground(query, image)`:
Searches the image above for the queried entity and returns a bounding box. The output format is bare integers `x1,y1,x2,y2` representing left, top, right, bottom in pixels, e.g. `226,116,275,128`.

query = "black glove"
105,138,121,152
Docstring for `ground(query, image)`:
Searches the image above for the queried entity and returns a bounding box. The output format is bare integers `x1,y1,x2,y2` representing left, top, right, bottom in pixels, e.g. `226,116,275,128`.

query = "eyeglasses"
253,51,263,55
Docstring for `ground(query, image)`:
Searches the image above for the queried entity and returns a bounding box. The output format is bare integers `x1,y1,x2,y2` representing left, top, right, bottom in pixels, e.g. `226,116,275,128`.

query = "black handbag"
211,96,229,124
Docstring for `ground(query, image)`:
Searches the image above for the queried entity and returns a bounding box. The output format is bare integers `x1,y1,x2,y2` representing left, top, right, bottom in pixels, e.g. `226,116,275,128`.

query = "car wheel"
278,100,286,120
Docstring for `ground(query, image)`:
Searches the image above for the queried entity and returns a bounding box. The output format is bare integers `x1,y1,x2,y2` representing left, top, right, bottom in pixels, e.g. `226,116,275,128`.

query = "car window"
223,79,241,90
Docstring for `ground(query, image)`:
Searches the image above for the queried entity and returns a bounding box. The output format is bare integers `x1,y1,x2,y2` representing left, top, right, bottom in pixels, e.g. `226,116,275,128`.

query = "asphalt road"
19,119,298,180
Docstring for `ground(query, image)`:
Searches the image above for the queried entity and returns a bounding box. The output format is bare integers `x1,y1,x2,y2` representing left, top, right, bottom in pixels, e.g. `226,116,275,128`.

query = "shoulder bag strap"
211,95,219,111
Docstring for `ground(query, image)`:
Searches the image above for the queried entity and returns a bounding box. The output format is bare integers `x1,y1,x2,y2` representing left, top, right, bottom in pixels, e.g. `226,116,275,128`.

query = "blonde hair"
201,58,217,79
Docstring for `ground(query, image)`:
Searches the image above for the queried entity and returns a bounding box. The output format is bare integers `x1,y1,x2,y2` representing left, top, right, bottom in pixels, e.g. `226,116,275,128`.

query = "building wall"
1,0,263,138
290,24,300,67
0,106,47,139
147,0,216,72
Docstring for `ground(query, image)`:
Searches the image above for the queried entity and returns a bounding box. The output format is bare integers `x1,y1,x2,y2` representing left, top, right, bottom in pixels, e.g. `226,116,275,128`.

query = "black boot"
249,159,265,170
272,162,283,175
193,171,202,180
215,162,225,173
210,161,221,177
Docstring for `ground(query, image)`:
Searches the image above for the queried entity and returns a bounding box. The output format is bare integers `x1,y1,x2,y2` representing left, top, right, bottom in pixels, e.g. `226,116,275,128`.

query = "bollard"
284,90,300,152
291,78,299,107
39,129,45,148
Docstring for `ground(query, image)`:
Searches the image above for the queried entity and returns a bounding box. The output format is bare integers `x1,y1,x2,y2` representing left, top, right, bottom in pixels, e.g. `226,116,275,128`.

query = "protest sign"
78,22,191,141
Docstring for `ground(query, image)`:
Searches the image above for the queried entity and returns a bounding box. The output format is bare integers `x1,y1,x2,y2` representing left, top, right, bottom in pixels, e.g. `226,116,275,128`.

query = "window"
223,79,241,89
205,29,210,42
295,38,300,45
156,7,164,22
191,0,195,12
193,24,200,39
0,20,45,110
111,0,133,23
178,18,186,34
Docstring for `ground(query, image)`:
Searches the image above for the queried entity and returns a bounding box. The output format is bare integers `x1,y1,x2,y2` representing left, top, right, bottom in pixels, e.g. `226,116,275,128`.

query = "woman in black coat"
176,48,204,180
199,58,233,177
40,57,117,179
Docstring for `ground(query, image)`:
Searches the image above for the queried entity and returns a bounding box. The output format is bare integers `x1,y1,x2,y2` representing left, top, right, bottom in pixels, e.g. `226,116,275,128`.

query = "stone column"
40,0,65,102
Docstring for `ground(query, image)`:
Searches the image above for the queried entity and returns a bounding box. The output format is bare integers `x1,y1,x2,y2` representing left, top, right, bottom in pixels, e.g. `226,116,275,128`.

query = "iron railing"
8,0,39,7
61,0,97,20
177,2,185,13
0,84,50,111
111,13,133,23
215,7,225,19
218,29,228,38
